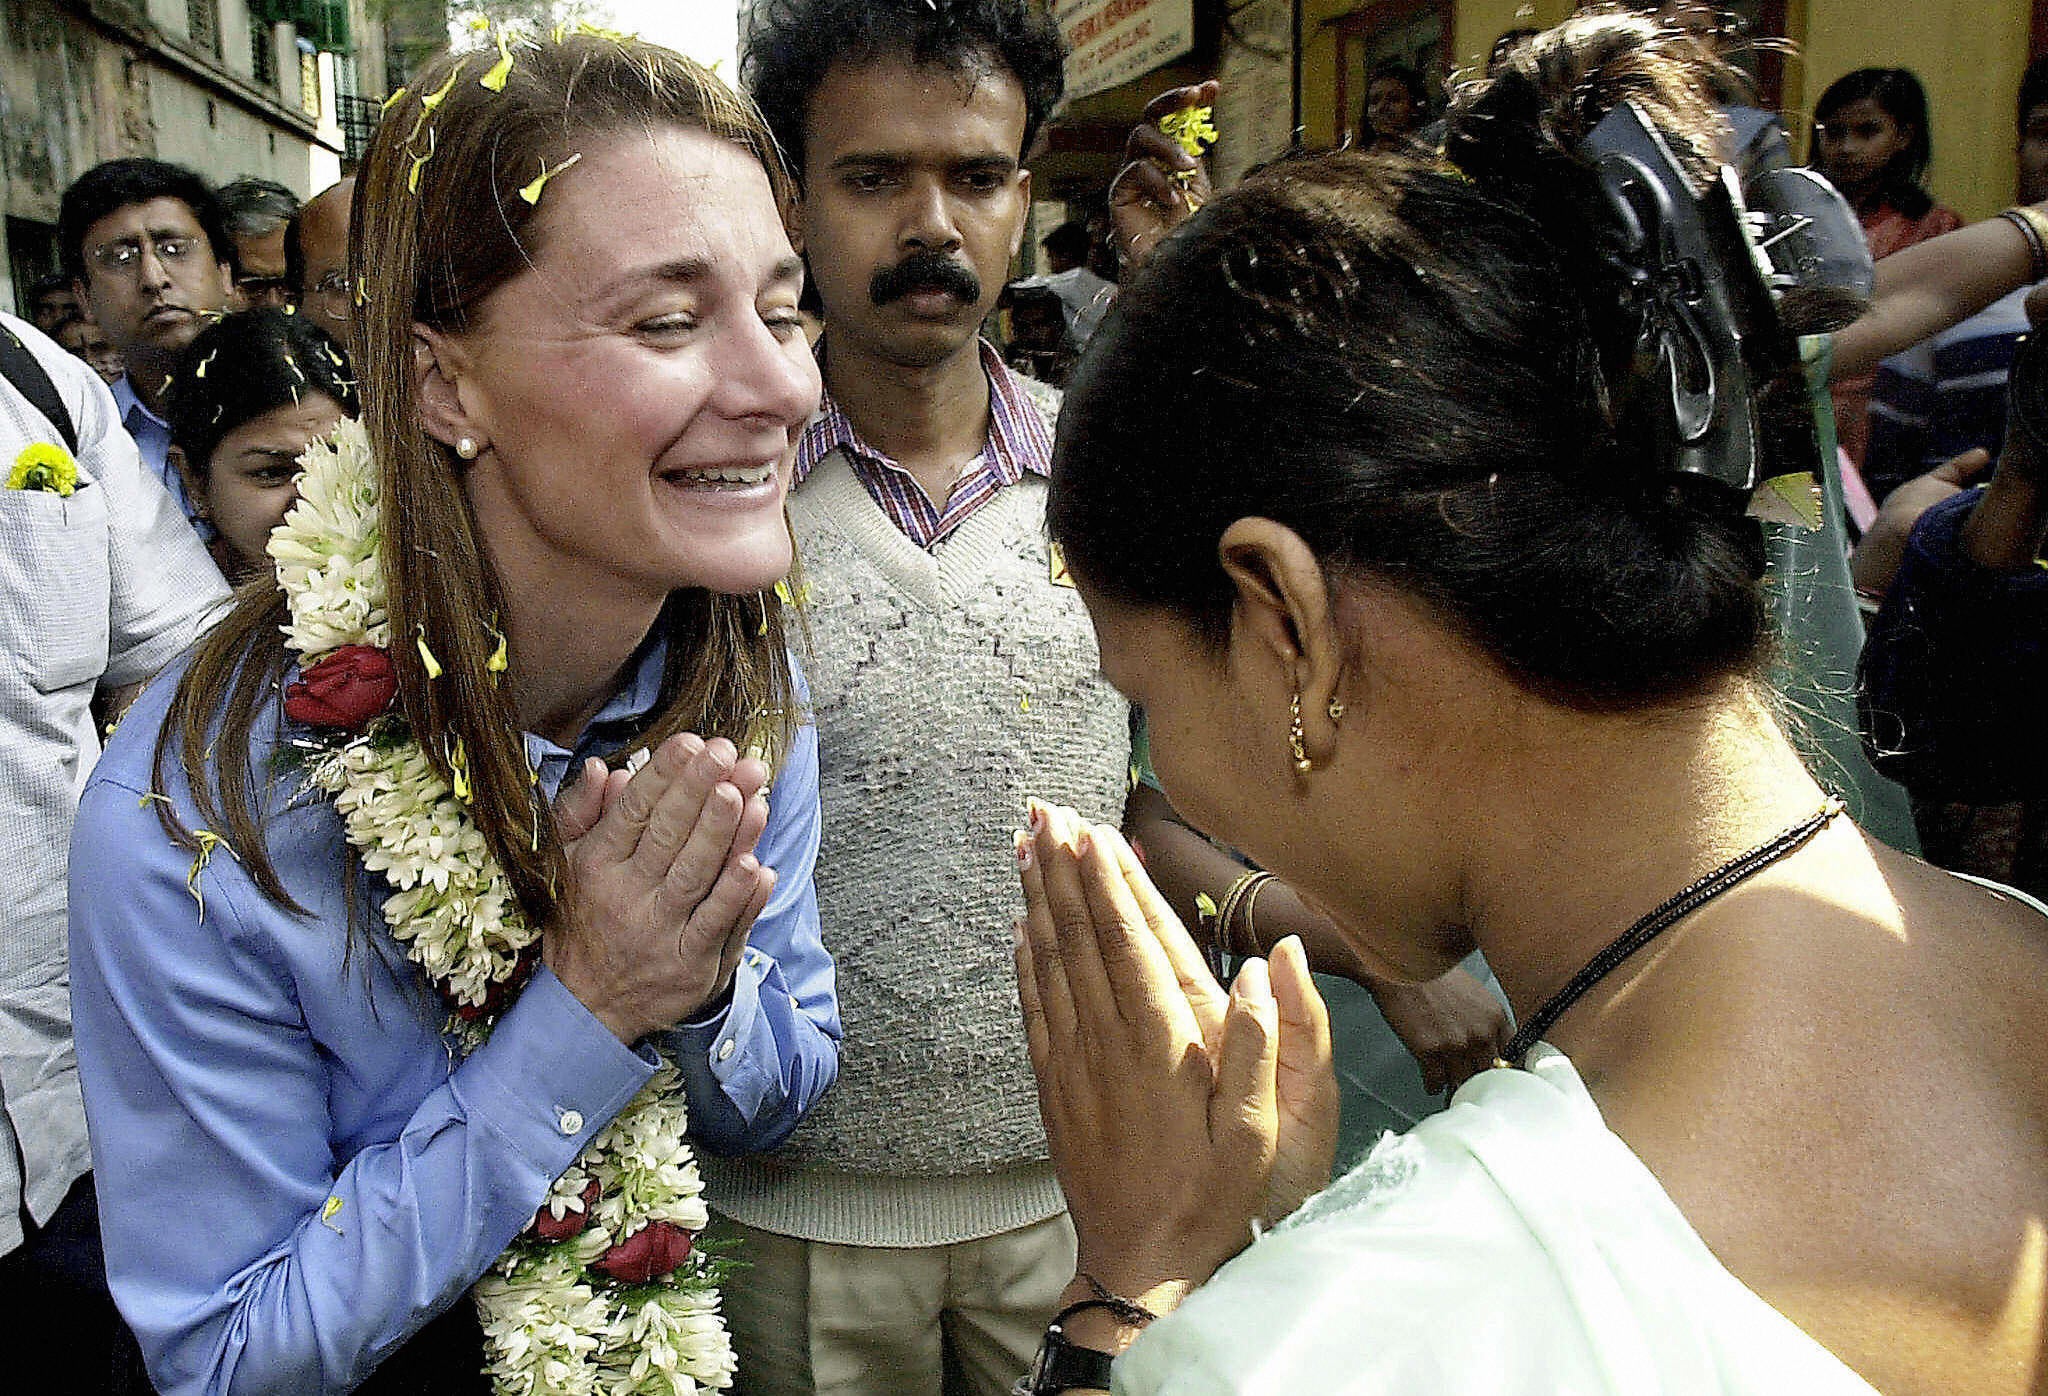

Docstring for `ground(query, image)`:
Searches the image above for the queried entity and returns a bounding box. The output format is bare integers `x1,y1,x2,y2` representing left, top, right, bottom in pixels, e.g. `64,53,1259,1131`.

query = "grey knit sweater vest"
701,448,1129,1244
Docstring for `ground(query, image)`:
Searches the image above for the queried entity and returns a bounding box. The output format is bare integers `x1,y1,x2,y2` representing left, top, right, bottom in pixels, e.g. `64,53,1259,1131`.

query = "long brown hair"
156,33,804,924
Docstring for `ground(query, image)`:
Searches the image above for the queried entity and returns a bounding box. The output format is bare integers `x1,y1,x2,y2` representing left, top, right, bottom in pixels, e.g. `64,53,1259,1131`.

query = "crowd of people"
2,2,2044,1395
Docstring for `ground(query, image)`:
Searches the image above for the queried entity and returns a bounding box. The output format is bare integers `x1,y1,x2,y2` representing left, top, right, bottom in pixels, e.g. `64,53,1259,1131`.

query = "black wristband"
1019,1314,1117,1395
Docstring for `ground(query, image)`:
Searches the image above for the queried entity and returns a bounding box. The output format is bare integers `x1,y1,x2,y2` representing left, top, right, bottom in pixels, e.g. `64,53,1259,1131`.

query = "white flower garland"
269,418,734,1395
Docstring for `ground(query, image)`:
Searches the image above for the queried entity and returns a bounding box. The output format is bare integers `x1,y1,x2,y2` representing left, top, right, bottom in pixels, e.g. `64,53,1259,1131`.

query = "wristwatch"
1017,1320,1115,1395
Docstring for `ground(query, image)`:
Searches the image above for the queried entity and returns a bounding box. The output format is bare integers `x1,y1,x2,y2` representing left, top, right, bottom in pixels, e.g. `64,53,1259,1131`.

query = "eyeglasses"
88,233,203,277
306,270,353,321
237,274,292,303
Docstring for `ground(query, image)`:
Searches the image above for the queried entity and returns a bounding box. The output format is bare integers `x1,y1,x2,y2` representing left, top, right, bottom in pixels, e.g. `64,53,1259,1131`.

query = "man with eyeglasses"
216,176,300,310
59,158,236,535
286,176,355,356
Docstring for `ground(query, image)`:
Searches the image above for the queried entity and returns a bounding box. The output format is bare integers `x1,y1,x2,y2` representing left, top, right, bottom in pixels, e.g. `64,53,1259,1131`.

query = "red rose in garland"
530,1180,603,1242
593,1221,694,1283
284,645,397,731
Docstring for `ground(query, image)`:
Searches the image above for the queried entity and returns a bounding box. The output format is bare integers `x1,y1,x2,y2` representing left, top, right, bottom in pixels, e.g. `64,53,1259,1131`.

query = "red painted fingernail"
1014,829,1034,870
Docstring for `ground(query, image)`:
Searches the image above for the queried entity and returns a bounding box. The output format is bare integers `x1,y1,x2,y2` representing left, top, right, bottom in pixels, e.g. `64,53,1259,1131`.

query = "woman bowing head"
1016,10,2048,1396
69,31,839,1396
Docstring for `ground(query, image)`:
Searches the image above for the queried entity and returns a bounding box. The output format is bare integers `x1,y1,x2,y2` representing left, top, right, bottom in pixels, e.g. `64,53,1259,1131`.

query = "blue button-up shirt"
68,640,839,1394
110,372,210,538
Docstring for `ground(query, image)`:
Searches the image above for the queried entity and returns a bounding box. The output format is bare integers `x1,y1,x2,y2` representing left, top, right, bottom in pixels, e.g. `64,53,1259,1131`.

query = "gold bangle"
1240,873,1274,956
2004,206,2048,280
1219,870,1274,958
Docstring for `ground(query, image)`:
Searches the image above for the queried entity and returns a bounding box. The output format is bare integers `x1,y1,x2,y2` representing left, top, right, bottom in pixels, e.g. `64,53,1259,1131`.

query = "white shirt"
0,314,225,1249
1116,1046,1880,1395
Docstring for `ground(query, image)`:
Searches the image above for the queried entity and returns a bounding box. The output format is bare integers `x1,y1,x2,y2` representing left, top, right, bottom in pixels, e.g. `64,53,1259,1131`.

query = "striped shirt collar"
793,338,1052,488
791,338,1054,550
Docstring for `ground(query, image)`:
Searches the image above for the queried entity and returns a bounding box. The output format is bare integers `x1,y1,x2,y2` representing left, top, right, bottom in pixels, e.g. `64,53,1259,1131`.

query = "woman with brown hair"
1012,11,2046,1396
67,31,839,1396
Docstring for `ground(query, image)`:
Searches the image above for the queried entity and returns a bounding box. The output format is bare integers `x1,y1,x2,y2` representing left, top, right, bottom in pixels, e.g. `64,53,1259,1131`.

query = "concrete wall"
0,0,339,312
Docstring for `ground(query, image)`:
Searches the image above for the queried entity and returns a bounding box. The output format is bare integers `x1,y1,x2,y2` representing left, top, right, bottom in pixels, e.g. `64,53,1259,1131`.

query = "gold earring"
1327,699,1346,721
1289,692,1312,774
455,436,480,460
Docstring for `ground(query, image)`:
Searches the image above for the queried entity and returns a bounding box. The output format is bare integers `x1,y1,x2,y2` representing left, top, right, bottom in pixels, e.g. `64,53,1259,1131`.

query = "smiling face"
796,51,1030,370
435,126,820,614
74,196,232,373
189,391,346,578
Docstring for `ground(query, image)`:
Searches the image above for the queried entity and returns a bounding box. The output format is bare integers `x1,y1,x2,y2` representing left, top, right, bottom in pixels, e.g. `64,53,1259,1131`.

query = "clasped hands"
1014,801,1338,1318
545,734,775,1045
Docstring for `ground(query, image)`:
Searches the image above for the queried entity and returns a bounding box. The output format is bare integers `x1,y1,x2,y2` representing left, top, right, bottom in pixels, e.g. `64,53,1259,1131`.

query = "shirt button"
715,1040,736,1063
558,1109,583,1135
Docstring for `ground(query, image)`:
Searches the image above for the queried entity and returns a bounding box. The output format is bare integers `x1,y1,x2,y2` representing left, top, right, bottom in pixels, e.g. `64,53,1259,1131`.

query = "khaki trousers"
710,1210,1077,1396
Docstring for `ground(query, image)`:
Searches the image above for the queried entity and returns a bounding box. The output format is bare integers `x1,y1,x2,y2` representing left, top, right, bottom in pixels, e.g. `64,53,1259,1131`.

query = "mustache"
870,251,981,308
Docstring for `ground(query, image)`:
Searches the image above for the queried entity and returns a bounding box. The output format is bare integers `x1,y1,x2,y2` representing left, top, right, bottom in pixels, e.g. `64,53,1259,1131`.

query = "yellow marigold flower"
1160,105,1218,161
9,443,78,496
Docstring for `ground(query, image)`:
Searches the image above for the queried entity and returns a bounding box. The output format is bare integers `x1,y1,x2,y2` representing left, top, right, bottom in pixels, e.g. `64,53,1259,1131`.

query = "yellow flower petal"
419,59,466,111
416,626,444,680
517,151,582,206
9,443,79,496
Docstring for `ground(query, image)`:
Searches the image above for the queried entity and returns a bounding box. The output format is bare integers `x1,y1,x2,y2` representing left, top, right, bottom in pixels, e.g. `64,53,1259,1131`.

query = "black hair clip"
1580,101,1871,500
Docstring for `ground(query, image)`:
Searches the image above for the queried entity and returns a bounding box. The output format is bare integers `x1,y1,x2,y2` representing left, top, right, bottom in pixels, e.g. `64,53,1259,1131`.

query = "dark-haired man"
25,275,79,336
217,175,299,309
61,158,235,534
734,4,1131,1392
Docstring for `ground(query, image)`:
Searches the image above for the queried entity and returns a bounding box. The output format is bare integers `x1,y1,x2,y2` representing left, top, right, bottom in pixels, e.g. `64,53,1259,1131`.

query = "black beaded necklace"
1499,797,1846,1067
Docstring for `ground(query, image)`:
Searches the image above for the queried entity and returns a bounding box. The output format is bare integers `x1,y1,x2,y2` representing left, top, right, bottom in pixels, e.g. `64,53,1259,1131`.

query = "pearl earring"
455,436,480,460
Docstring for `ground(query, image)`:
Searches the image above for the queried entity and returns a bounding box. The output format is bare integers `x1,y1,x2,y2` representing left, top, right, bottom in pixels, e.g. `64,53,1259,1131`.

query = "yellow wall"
1300,0,2032,220
1450,0,1572,76
1784,0,2031,222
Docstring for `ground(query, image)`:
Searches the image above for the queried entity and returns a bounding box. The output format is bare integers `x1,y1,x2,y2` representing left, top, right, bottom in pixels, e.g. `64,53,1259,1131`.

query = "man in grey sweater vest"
720,4,1131,1392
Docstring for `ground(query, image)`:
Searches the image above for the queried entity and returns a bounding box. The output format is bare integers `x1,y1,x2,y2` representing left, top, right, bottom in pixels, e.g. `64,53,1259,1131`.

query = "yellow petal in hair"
479,31,516,91
193,349,217,379
407,129,437,194
486,628,509,675
9,442,78,495
447,735,472,803
416,626,444,680
1748,472,1824,531
518,152,582,205
419,59,467,112
381,86,408,112
1194,891,1220,924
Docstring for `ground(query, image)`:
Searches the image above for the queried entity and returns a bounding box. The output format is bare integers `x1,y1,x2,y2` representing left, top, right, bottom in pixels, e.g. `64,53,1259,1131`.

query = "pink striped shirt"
792,339,1053,550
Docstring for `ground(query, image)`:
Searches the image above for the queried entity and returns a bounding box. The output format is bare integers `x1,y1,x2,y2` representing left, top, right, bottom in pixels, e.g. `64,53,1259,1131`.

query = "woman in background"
164,307,357,580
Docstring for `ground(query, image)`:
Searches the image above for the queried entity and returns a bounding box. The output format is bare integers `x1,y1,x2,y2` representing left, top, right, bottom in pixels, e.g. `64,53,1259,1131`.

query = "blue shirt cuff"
452,967,658,1175
666,947,774,1120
